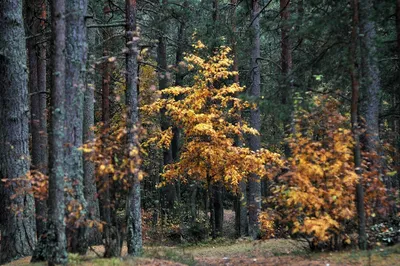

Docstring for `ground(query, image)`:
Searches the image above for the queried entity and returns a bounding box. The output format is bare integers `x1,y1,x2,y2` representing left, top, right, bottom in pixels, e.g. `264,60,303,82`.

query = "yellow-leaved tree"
271,95,388,250
274,96,358,249
142,40,282,233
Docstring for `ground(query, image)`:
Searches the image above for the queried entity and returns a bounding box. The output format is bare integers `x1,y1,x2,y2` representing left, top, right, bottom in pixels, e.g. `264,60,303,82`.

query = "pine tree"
46,0,68,263
0,1,36,263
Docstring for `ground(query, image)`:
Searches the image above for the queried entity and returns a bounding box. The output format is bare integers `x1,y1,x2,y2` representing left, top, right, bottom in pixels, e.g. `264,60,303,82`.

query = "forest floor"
6,239,400,266
6,211,400,266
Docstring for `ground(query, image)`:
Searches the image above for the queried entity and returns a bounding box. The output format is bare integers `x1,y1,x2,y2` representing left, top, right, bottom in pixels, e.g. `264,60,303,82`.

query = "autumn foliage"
270,95,387,248
142,41,282,190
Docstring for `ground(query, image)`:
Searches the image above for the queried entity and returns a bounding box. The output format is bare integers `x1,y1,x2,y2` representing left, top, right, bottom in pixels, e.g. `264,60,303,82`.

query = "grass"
311,244,400,266
143,247,196,266
5,239,400,265
179,238,307,257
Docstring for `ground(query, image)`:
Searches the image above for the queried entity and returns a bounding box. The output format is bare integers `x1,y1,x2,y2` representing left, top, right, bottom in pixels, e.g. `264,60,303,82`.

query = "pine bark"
248,0,262,240
26,0,48,238
47,0,68,263
65,0,89,254
84,30,101,246
350,0,367,250
126,0,143,257
359,0,382,175
0,1,37,263
395,0,400,192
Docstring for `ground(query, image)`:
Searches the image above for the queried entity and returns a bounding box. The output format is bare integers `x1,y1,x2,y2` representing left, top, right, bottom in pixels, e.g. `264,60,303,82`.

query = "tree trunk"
395,0,400,193
84,30,101,246
0,1,36,264
359,0,382,179
26,0,48,238
280,0,292,101
157,2,177,212
65,0,89,254
100,45,120,258
280,0,293,158
27,1,50,262
207,178,216,239
213,184,223,237
126,0,142,257
190,183,198,221
172,1,189,206
46,0,68,263
350,0,367,250
230,0,248,238
238,179,248,236
248,0,262,240
174,0,187,88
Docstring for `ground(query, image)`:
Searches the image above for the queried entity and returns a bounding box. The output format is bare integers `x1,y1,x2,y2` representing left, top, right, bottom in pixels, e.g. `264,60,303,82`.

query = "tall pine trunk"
84,26,101,245
359,0,383,181
248,0,262,240
0,1,36,263
126,0,142,256
230,0,248,237
350,0,367,250
47,0,68,263
26,0,48,238
65,0,89,254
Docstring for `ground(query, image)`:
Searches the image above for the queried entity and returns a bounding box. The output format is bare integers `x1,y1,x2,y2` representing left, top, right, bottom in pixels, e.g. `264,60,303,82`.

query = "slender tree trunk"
248,0,262,240
190,183,198,221
208,0,224,237
65,0,89,254
26,0,48,238
296,0,304,45
102,50,111,127
100,43,120,258
238,180,248,236
280,0,293,158
172,0,188,204
230,0,248,237
213,184,223,237
230,0,239,85
359,0,382,180
84,33,101,245
27,1,50,261
126,0,142,257
207,177,217,239
46,0,68,263
174,0,187,88
0,1,36,264
394,0,400,192
213,0,218,22
157,1,177,212
397,0,400,58
350,0,367,250
280,0,292,103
